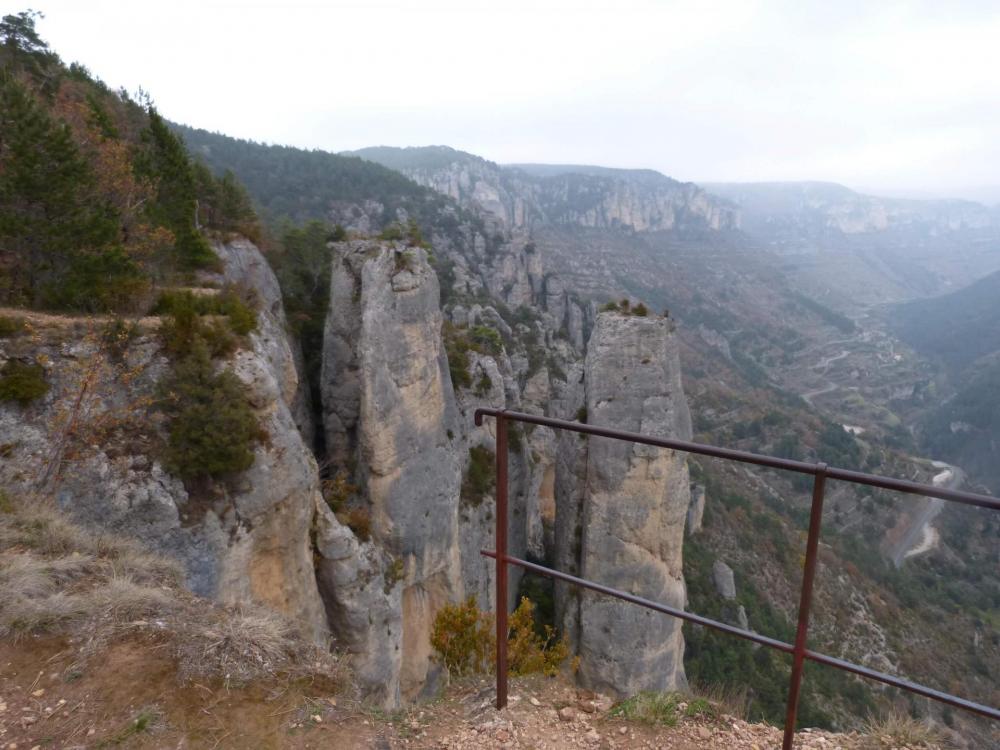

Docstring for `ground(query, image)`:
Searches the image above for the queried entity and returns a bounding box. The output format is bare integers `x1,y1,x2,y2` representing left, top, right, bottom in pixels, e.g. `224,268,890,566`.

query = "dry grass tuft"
94,573,174,622
862,710,946,748
177,607,297,685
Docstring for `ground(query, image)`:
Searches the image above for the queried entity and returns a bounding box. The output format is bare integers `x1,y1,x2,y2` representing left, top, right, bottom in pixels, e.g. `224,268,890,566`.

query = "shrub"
155,288,256,358
633,302,649,317
378,223,405,241
0,316,25,338
507,596,569,677
469,325,503,356
475,371,492,397
430,596,494,677
337,506,371,542
102,317,139,361
443,322,505,393
575,406,588,424
322,472,357,513
156,339,261,480
430,596,568,680
443,322,473,390
0,360,49,405
461,445,495,506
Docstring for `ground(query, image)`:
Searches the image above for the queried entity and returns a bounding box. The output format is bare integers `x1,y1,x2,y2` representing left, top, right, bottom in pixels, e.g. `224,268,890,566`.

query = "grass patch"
610,692,682,726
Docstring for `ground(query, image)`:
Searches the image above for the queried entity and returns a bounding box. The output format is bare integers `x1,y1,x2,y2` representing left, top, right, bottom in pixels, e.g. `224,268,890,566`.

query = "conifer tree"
157,337,260,480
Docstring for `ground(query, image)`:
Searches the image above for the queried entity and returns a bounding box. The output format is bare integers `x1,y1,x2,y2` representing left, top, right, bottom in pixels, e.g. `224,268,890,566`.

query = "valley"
1,13,997,748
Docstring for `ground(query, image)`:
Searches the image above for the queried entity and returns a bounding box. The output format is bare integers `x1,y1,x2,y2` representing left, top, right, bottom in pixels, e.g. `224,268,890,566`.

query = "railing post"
782,462,827,749
495,412,509,710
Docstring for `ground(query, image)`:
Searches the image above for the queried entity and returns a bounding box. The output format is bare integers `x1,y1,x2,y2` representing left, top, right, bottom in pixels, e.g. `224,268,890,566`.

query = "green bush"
155,288,256,358
443,322,506,394
157,339,261,480
0,360,49,405
0,316,24,338
469,325,503,356
461,445,495,506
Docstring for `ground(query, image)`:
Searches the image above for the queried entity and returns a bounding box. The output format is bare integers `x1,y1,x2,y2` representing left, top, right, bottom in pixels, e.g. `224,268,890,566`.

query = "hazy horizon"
28,1,1000,202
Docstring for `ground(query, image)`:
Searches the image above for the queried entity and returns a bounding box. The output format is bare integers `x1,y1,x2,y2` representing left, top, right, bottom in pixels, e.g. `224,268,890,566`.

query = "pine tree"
137,108,217,271
0,72,107,305
157,338,260,480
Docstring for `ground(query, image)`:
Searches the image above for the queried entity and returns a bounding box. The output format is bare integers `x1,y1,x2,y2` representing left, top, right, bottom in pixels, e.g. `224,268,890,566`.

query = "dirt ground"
0,635,939,750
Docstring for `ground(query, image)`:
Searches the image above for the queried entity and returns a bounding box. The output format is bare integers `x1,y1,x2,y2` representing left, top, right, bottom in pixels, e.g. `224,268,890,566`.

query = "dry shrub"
431,596,495,677
862,710,946,748
430,596,570,679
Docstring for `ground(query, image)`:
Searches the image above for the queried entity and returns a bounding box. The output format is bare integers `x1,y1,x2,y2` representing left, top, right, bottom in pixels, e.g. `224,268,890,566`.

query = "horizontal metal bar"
485,551,1000,723
804,650,1000,721
474,408,999,511
481,550,794,653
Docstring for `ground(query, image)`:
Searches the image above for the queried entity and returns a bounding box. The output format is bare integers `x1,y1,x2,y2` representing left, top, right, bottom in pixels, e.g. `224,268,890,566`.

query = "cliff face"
349,146,740,234
705,181,999,236
0,239,329,644
560,311,692,697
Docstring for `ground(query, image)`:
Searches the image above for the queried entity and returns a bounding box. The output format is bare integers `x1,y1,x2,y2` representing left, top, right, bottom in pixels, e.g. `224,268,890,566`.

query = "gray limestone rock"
573,312,692,698
0,239,329,644
713,560,737,600
687,483,706,536
313,498,402,707
320,241,463,700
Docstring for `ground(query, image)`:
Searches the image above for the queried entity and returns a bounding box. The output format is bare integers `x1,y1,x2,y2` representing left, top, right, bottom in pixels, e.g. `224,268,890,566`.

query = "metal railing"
474,407,1000,750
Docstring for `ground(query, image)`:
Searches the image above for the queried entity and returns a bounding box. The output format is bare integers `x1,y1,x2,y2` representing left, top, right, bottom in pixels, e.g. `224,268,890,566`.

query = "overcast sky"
27,1,1000,198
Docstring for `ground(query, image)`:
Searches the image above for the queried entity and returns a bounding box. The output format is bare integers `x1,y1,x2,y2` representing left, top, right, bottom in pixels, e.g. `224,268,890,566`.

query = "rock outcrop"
0,239,330,644
560,311,692,698
321,240,463,701
712,560,737,600
349,146,740,234
687,483,706,535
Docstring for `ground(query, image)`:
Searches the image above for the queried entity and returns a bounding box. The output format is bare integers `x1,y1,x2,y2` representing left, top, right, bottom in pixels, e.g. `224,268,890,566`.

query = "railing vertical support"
782,462,828,749
495,412,509,710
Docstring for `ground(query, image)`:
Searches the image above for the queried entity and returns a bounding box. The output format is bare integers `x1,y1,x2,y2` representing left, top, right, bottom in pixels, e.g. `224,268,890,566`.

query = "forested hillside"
890,268,1000,372
172,124,475,233
0,11,257,314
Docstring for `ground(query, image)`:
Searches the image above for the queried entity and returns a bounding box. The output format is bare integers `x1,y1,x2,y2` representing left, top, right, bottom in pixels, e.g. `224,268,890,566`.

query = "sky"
24,0,1000,198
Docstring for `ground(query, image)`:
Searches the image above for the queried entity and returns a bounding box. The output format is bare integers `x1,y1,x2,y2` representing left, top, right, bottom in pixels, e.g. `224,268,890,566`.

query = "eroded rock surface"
321,241,463,700
572,311,692,697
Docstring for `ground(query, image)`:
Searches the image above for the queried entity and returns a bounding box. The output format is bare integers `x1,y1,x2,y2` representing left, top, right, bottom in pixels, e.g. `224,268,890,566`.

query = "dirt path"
0,637,939,750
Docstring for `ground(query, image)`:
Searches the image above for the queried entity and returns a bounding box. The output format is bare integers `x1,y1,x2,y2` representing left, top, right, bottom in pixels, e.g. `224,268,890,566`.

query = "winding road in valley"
889,462,965,568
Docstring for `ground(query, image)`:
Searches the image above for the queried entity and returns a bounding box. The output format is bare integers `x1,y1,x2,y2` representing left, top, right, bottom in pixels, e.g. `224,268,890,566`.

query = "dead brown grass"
0,494,348,691
862,710,948,748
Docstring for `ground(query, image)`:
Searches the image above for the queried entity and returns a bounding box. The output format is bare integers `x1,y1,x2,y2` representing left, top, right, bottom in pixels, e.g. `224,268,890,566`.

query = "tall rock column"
576,311,692,697
321,241,463,700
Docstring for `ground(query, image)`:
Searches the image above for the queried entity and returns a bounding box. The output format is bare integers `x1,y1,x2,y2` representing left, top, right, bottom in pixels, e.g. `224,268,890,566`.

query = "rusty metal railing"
474,407,1000,750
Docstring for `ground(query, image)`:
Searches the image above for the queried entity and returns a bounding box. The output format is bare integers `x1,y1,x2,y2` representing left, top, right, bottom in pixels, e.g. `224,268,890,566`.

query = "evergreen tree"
0,9,57,81
157,338,260,480
0,72,112,305
137,108,217,271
